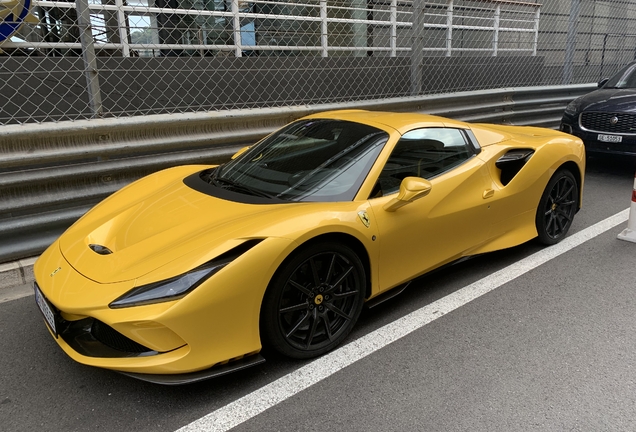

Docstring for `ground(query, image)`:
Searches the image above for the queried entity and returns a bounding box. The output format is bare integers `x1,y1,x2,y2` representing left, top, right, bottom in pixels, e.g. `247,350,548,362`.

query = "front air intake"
91,319,151,353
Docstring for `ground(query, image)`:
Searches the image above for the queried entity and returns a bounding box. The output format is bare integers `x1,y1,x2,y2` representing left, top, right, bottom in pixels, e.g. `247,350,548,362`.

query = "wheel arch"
264,232,373,303
258,232,371,358
556,160,583,209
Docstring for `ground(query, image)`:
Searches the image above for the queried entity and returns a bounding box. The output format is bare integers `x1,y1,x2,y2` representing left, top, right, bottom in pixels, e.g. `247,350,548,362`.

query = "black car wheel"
261,242,365,359
536,169,578,245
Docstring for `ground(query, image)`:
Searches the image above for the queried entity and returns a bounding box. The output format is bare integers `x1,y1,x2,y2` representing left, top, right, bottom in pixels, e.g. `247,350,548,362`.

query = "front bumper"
33,236,295,377
561,114,636,156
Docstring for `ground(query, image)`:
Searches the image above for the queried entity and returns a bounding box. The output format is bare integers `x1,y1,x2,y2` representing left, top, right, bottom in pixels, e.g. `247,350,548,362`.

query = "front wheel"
260,242,365,359
535,169,579,245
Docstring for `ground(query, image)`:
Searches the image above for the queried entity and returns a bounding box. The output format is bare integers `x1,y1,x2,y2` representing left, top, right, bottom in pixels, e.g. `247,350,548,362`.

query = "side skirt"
365,255,478,309
365,282,411,309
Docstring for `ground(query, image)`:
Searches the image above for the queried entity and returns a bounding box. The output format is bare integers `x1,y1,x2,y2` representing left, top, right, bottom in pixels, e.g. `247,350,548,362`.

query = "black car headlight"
564,98,583,116
109,239,263,308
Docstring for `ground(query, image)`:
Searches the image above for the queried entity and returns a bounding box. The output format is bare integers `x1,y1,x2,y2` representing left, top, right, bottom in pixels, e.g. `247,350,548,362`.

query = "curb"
0,256,37,290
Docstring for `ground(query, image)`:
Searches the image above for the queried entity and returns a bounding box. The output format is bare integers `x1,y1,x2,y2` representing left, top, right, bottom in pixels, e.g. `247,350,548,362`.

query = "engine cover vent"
89,244,113,255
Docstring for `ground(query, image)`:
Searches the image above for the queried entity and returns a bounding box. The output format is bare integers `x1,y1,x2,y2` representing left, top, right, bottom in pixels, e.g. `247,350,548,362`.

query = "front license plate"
598,134,622,143
34,283,57,337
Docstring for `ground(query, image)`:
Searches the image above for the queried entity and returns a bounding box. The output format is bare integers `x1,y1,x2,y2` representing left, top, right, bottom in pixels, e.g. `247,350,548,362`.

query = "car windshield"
603,62,636,89
205,119,389,202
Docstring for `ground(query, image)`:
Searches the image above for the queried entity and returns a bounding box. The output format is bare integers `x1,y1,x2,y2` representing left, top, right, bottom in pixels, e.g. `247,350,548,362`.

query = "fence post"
321,0,328,57
352,0,367,57
410,0,424,95
493,4,500,57
600,33,608,79
446,0,453,57
75,0,104,118
115,0,130,57
390,0,397,57
232,0,242,57
533,7,540,56
562,0,581,84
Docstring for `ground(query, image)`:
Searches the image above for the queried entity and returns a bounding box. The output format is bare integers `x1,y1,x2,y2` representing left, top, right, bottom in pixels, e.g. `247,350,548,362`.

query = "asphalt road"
1,155,635,432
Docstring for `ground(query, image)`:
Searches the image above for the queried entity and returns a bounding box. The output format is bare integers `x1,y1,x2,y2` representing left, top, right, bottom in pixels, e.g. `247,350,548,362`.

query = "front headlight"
564,98,583,116
109,262,228,308
109,239,263,308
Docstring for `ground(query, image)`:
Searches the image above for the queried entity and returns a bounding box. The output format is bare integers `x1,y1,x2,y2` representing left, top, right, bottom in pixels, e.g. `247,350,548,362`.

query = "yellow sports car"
33,110,585,384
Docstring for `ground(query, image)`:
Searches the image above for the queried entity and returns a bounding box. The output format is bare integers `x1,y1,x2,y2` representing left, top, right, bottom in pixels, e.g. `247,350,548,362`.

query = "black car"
561,61,636,156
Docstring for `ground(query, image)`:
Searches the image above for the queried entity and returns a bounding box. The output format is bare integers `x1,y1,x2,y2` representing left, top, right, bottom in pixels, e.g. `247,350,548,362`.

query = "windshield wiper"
214,176,280,199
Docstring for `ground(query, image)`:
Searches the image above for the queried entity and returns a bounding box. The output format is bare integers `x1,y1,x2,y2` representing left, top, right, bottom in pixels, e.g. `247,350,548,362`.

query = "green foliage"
130,27,154,44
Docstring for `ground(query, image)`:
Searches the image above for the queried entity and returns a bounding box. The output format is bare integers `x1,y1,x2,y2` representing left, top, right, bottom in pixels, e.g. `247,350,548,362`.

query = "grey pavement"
0,283,33,303
0,256,36,291
1,155,636,432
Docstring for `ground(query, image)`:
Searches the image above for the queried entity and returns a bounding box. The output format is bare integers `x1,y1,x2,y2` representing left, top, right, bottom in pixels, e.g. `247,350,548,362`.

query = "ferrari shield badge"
357,210,370,228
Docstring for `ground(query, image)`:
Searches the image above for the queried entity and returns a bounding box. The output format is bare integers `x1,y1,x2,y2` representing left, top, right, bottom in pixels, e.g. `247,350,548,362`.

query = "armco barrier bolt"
618,173,636,243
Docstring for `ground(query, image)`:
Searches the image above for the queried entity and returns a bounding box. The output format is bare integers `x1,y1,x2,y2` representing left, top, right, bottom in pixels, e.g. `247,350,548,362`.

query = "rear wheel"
261,242,365,359
536,169,578,245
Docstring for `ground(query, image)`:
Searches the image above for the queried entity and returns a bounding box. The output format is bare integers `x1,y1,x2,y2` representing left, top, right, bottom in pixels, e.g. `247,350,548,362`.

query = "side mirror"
598,78,609,88
383,177,432,212
231,146,251,160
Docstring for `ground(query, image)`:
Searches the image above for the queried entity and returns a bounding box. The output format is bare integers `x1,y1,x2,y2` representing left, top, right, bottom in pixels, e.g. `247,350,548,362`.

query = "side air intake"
495,149,534,186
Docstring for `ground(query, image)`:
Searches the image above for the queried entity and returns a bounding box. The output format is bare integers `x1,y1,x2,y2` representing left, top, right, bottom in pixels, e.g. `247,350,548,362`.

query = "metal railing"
2,0,540,57
0,83,594,264
0,0,558,124
4,0,636,125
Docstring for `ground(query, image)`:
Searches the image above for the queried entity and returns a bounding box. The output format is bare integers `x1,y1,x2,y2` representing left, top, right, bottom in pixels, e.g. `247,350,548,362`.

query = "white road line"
177,209,630,432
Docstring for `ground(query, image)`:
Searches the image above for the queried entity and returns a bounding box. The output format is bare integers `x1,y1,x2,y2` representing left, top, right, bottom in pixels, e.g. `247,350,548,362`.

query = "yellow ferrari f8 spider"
33,110,585,384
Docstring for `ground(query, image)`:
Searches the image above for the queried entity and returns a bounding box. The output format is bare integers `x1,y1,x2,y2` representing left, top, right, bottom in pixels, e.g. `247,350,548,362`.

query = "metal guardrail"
0,83,596,264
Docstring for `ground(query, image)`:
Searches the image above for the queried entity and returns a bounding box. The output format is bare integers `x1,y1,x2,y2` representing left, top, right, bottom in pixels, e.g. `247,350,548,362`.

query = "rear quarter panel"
471,130,585,253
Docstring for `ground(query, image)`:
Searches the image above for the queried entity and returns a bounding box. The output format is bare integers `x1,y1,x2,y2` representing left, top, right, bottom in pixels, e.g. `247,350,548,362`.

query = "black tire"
535,169,579,245
260,242,366,359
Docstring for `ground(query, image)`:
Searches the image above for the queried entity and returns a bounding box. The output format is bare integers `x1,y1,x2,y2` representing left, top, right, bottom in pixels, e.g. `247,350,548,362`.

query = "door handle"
483,189,494,199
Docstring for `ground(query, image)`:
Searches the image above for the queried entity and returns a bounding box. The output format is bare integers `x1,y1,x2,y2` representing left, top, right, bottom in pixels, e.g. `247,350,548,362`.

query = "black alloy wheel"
536,169,578,245
261,242,365,359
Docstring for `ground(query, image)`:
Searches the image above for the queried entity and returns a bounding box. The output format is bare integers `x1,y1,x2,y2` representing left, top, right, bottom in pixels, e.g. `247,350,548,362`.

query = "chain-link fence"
1,0,636,125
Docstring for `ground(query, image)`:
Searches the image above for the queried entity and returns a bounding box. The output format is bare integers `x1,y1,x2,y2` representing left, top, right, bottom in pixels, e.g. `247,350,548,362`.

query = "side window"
373,128,474,197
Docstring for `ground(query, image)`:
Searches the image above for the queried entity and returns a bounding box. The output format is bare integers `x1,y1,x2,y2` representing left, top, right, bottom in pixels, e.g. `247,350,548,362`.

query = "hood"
578,88,636,113
59,166,302,284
